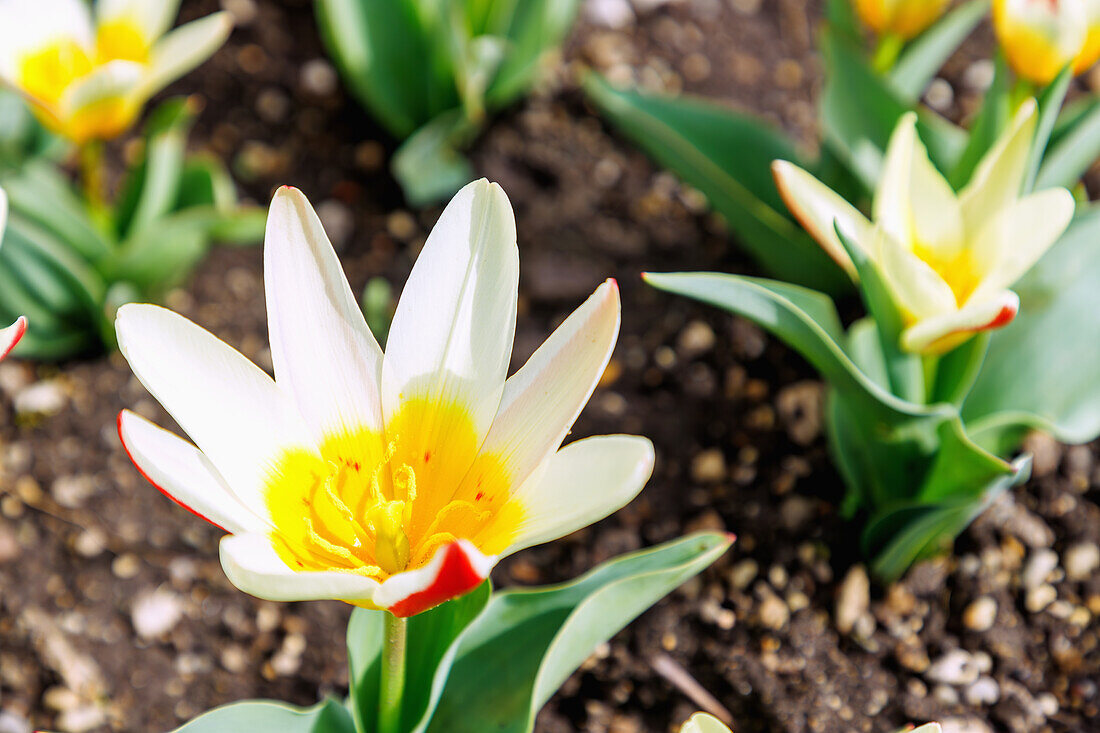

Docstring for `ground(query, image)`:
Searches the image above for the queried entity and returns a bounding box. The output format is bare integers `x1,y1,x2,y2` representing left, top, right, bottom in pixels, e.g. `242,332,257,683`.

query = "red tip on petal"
116,411,229,533
725,532,738,544
986,302,1017,330
387,542,488,618
1,316,27,360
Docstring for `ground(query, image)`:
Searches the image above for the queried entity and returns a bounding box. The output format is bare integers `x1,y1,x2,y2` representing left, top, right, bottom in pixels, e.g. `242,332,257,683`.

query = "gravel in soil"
0,1,1098,732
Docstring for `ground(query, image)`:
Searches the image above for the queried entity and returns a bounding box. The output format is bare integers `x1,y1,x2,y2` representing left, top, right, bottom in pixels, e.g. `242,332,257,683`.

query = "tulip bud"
853,0,952,39
993,0,1100,84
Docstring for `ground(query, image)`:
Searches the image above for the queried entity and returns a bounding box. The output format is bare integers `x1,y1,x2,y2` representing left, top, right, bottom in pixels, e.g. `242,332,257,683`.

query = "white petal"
373,539,495,617
143,12,232,96
220,532,381,602
910,726,942,733
264,187,384,440
502,435,655,556
57,59,143,119
96,0,181,43
475,279,619,489
771,160,871,276
382,179,518,440
874,112,919,249
901,291,1019,353
680,714,731,733
960,99,1037,236
118,410,268,535
0,316,26,360
115,304,308,519
872,228,956,319
0,0,93,80
969,187,1075,299
906,132,965,258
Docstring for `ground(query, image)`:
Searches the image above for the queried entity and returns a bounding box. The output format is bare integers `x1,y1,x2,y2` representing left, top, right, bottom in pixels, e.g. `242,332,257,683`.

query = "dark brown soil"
0,1,1097,732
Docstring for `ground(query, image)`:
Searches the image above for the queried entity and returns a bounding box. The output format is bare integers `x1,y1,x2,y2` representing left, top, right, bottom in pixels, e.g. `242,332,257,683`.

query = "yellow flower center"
95,19,151,64
912,243,983,307
264,399,523,582
17,39,93,108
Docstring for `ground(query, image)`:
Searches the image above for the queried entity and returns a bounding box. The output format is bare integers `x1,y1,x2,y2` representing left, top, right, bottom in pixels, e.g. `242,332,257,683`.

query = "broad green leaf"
173,699,355,733
949,53,1010,188
583,74,848,293
177,155,239,211
392,111,477,206
207,207,267,246
645,271,1012,512
824,0,860,43
820,30,966,192
864,455,1030,580
110,213,212,293
965,204,1100,448
346,582,492,733
316,0,457,138
426,533,732,733
928,332,988,406
888,0,988,101
0,162,112,262
1035,99,1100,189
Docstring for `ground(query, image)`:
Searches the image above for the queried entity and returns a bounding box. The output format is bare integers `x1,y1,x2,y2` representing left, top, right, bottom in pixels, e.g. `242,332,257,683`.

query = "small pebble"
835,565,870,635
965,676,1000,706
1022,548,1058,590
132,589,184,639
926,649,979,686
963,596,997,632
1063,542,1099,581
690,448,726,483
1025,584,1057,614
300,59,338,96
14,380,66,415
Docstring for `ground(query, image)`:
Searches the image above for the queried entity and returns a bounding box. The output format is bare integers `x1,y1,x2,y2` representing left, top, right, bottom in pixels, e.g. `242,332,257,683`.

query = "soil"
0,1,1098,732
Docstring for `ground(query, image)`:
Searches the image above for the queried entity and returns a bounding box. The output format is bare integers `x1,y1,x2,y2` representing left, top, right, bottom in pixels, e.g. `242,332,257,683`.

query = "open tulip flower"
773,100,1075,354
680,714,942,733
0,0,231,143
853,0,951,40
993,0,1100,84
115,179,654,617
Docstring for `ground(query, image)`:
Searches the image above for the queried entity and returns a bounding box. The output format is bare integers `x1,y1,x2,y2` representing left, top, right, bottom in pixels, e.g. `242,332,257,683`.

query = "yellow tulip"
993,0,1100,84
773,101,1075,354
853,0,952,39
0,0,231,143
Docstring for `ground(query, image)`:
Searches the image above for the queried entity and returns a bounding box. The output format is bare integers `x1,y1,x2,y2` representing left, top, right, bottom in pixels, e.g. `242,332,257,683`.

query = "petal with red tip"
375,539,495,617
0,316,26,360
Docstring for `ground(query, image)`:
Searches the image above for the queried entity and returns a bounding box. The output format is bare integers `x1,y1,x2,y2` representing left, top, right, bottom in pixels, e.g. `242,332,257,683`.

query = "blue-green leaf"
173,699,355,733
888,0,988,101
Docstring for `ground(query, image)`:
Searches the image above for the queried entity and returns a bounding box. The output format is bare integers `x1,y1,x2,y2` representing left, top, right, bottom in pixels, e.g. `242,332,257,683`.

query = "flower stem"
378,612,408,733
871,33,904,74
79,140,105,211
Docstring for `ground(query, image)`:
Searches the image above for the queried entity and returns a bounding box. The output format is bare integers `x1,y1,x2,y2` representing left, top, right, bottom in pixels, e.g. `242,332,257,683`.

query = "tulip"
992,0,1100,84
773,101,1074,354
0,0,231,143
0,188,25,359
680,714,942,733
853,0,951,39
115,180,654,617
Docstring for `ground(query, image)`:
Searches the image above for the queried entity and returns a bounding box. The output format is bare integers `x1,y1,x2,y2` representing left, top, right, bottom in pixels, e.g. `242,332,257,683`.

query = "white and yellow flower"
115,180,654,617
0,187,26,359
0,0,232,143
993,0,1100,84
853,0,951,39
773,101,1075,354
680,714,942,733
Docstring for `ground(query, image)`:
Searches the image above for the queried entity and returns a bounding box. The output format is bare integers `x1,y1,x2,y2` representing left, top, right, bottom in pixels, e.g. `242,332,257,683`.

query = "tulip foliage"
315,0,579,206
589,1,1100,579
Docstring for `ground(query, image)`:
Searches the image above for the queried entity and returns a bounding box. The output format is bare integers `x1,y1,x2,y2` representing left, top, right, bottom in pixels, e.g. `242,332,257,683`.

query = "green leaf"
1025,65,1072,193
821,30,966,192
172,699,355,733
0,162,112,262
583,73,848,293
362,276,395,346
484,0,581,108
928,332,988,406
949,53,1010,188
346,583,492,733
177,155,239,211
1035,97,1100,190
888,0,988,101
964,204,1100,448
316,0,457,138
644,271,1012,520
392,110,477,206
426,533,731,733
864,455,1030,580
207,207,267,246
